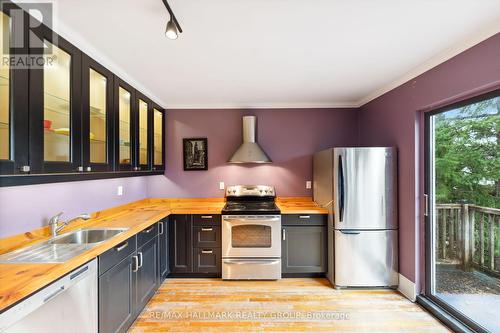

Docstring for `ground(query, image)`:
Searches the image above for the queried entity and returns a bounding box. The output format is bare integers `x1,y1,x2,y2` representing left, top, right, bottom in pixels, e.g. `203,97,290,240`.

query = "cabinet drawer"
137,223,158,248
193,226,221,248
193,214,221,226
194,248,222,273
99,236,137,275
282,214,327,226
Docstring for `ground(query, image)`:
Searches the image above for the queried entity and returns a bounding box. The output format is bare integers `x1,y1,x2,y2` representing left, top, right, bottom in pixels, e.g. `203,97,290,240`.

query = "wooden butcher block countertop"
0,197,326,312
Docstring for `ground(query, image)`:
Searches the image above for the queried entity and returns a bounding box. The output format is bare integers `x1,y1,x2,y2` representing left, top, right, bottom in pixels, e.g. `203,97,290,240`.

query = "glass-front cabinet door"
114,78,135,171
152,106,165,170
81,56,113,172
0,7,29,175
136,93,151,170
29,23,82,173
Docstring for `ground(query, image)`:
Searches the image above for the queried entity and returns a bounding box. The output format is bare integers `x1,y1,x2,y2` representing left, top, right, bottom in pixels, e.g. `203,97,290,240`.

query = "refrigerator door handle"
340,230,360,235
338,154,345,222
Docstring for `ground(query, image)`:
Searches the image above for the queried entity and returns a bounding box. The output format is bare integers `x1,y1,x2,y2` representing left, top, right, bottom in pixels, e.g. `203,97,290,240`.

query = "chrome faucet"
48,212,91,237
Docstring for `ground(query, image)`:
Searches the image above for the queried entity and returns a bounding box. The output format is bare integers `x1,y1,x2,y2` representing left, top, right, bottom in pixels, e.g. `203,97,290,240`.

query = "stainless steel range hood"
228,116,272,164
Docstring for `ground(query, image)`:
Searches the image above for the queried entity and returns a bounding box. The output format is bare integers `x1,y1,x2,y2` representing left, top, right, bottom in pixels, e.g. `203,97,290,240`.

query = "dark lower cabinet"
169,214,221,276
99,253,136,333
135,237,158,313
158,219,169,280
169,215,193,273
98,222,163,333
282,226,327,274
194,248,222,273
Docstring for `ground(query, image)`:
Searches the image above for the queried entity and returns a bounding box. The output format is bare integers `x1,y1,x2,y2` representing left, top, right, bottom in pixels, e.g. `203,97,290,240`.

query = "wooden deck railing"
436,204,500,276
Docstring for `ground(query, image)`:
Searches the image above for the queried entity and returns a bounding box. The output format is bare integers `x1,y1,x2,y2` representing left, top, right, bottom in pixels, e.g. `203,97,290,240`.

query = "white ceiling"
19,0,500,108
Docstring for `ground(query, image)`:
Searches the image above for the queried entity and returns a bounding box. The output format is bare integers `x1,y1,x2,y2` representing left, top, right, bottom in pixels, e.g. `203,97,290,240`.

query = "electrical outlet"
219,182,225,190
306,181,312,189
117,185,123,196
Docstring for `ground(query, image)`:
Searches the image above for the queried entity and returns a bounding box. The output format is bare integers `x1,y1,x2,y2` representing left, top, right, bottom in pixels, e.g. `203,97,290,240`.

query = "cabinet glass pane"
118,87,131,165
153,109,162,165
43,41,71,162
0,12,10,160
139,99,148,165
89,69,107,163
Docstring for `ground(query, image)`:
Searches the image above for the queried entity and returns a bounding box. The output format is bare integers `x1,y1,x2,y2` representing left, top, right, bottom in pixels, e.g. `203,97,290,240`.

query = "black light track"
161,0,183,33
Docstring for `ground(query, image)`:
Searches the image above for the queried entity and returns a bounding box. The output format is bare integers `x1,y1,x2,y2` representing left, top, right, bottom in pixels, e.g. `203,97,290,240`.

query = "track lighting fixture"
161,0,182,40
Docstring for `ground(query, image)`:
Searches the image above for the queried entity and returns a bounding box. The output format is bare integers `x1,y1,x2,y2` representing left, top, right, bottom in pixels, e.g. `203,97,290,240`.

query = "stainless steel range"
222,185,281,280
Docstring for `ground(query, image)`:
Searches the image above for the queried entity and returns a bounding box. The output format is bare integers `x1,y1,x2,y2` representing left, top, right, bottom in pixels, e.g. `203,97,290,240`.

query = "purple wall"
0,177,149,238
358,33,500,285
148,108,358,198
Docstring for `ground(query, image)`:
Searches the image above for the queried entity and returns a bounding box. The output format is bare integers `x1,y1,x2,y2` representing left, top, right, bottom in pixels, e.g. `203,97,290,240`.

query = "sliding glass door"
425,91,499,333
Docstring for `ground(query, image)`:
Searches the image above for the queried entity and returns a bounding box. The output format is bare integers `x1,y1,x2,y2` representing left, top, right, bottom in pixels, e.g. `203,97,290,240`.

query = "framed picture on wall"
183,138,208,171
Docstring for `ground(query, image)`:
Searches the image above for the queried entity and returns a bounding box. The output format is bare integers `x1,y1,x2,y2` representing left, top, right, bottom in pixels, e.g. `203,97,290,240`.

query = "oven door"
222,215,281,258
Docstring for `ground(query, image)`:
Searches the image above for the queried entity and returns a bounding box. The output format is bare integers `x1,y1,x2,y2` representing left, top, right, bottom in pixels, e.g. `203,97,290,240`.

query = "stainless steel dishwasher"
0,259,98,333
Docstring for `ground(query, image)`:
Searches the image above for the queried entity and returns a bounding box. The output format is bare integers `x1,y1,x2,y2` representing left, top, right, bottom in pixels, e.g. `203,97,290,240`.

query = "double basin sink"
0,228,128,264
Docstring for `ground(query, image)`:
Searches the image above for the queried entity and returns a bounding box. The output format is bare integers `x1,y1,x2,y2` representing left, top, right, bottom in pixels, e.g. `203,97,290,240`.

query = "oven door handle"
223,259,280,265
223,218,281,224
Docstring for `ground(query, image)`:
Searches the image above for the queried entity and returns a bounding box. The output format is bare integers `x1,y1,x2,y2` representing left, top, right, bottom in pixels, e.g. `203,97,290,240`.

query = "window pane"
429,95,499,332
139,99,148,165
44,42,71,162
89,69,107,164
119,87,131,165
0,12,10,160
154,109,162,165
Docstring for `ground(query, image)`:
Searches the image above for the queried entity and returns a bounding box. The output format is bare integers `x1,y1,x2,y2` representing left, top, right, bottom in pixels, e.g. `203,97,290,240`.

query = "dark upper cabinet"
135,91,152,171
28,20,82,174
0,6,29,175
169,214,193,273
81,55,114,172
0,7,166,186
282,226,327,274
158,219,169,279
114,77,136,171
152,104,165,171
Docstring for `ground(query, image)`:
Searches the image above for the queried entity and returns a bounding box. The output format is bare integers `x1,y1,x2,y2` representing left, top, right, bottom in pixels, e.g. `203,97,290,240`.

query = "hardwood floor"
129,278,449,332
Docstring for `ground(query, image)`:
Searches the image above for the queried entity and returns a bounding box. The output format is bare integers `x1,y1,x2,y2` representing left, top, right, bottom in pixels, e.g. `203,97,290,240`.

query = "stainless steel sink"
49,228,127,245
0,228,128,264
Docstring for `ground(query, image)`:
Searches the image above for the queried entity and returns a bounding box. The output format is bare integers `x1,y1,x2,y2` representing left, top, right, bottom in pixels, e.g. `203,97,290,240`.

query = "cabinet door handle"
115,241,128,252
159,222,164,235
132,255,139,272
282,229,286,241
201,216,213,219
299,215,311,219
201,249,213,254
201,227,213,232
142,226,154,234
138,252,143,268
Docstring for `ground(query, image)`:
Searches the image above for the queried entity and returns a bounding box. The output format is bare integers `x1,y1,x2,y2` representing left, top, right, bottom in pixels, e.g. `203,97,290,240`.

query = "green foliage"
434,98,499,208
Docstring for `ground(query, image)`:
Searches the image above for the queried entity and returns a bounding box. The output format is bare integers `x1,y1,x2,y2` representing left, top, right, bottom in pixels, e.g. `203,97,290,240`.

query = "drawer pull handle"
142,226,154,234
282,229,286,241
299,215,311,219
132,255,139,272
201,249,213,254
201,216,213,219
201,227,213,232
138,252,143,268
115,241,128,252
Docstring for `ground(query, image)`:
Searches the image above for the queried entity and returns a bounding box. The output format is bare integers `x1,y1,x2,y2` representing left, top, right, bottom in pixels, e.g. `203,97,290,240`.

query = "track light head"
165,19,178,40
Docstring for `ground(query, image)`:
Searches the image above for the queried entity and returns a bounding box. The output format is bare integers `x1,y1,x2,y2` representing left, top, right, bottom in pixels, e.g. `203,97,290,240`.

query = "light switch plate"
219,182,225,190
117,186,123,196
306,181,312,189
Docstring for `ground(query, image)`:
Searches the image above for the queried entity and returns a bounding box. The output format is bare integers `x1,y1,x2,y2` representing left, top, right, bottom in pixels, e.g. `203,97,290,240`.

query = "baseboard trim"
398,273,417,302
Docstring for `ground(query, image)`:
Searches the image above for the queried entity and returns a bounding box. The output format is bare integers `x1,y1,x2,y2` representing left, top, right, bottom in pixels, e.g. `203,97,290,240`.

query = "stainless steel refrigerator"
313,147,398,288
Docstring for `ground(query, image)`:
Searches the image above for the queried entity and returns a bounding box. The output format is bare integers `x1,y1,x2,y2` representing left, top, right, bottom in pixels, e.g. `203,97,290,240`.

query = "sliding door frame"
422,89,500,333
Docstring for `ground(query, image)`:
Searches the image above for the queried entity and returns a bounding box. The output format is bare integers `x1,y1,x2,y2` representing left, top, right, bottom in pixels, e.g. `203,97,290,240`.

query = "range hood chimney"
228,116,272,164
